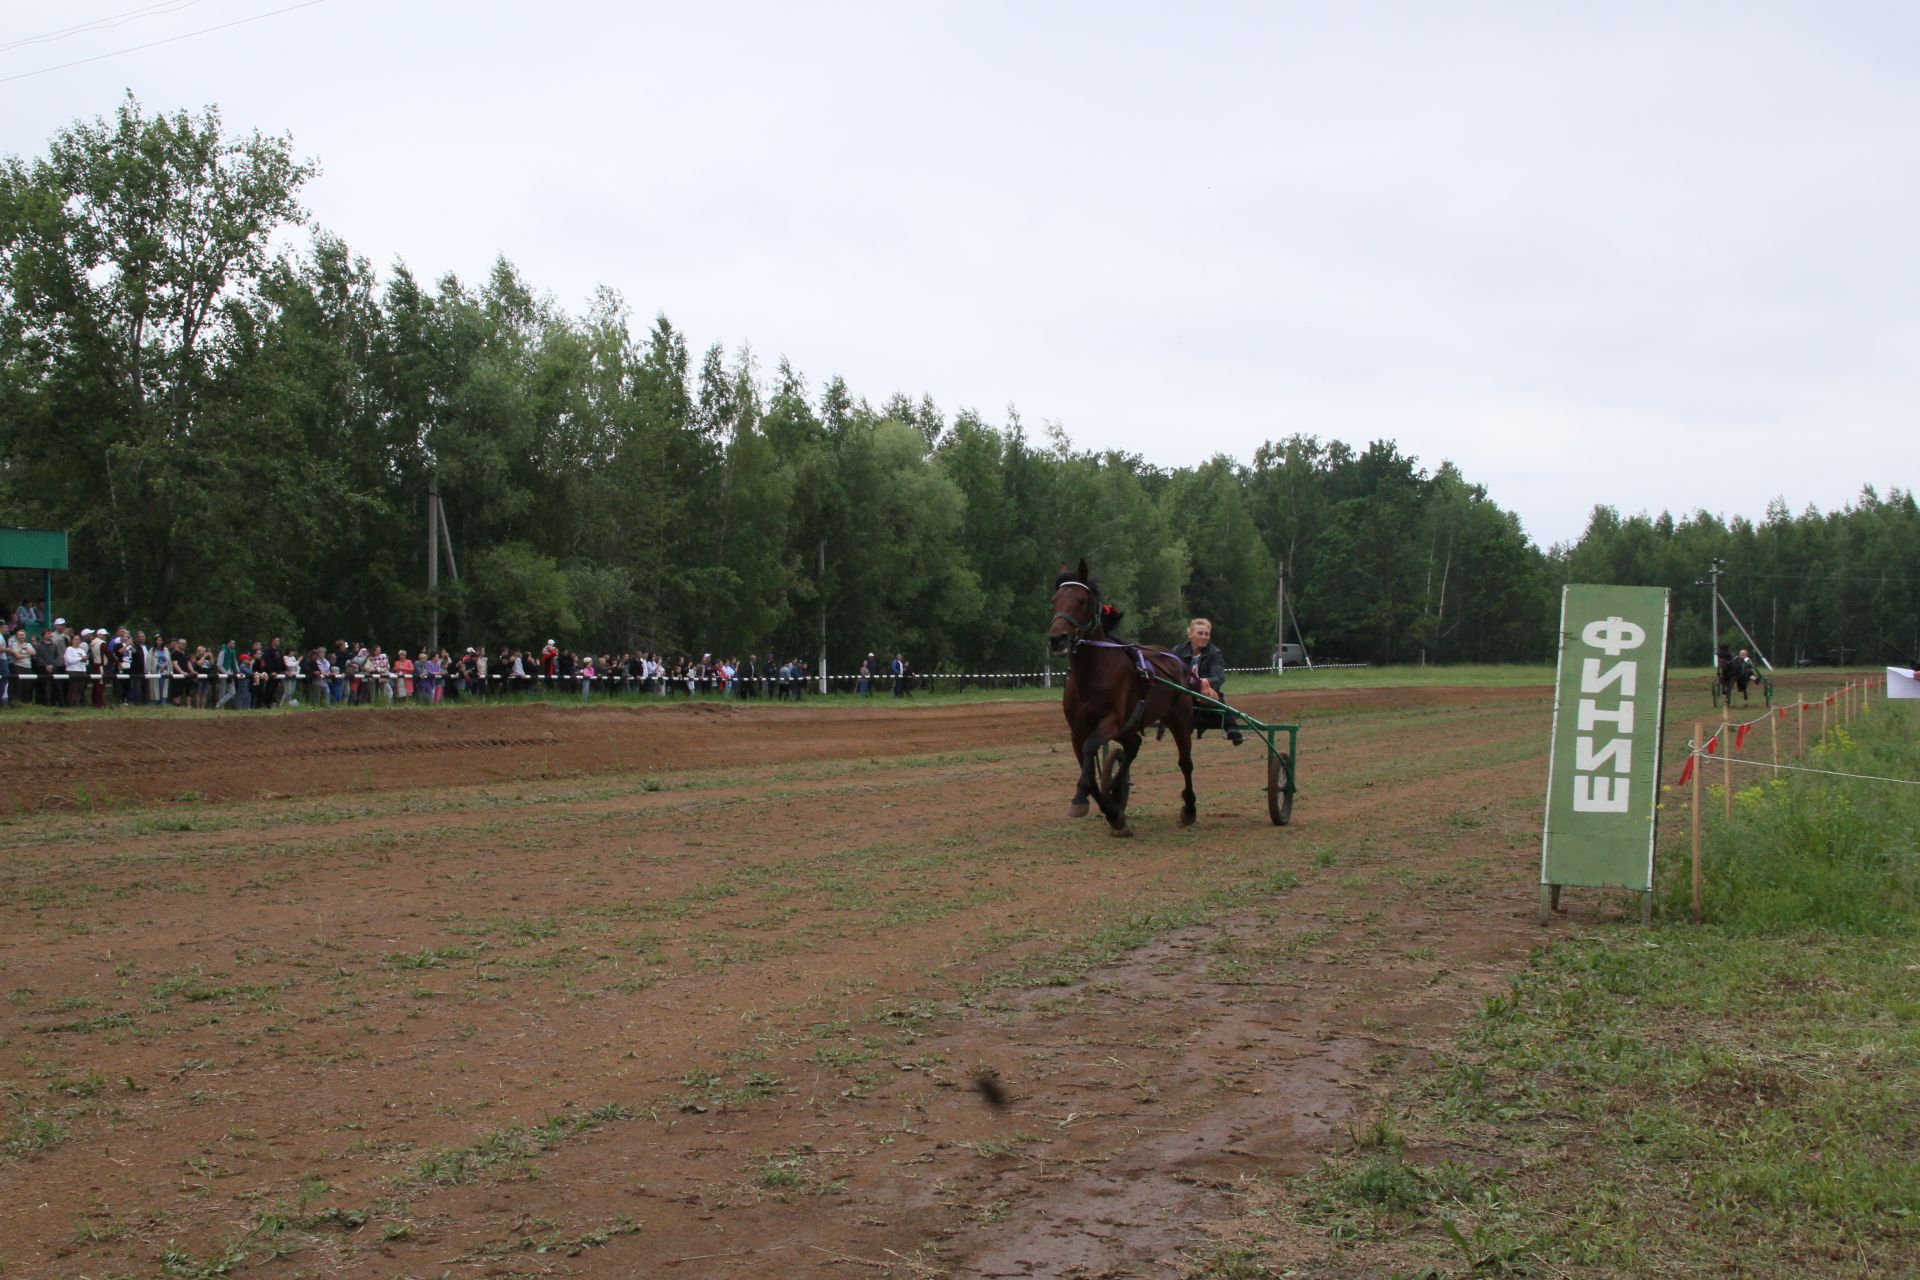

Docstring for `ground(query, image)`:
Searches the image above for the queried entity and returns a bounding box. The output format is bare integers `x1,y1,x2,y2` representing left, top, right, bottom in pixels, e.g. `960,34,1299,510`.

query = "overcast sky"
4,1,1912,548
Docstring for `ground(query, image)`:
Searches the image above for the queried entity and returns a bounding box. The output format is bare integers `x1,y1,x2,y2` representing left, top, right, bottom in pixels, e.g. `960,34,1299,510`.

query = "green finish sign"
1541,584,1670,892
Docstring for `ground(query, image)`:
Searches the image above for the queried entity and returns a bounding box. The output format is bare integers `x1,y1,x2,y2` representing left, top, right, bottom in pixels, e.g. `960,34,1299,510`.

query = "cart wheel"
1098,742,1127,807
1267,750,1293,826
1709,677,1723,708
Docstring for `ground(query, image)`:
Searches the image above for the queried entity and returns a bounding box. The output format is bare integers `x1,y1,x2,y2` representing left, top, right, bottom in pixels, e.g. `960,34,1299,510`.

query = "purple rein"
1077,638,1189,683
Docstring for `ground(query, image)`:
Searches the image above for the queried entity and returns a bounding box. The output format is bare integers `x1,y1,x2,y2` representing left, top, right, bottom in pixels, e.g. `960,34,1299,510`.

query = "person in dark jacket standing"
260,636,283,708
1172,617,1242,744
32,626,62,706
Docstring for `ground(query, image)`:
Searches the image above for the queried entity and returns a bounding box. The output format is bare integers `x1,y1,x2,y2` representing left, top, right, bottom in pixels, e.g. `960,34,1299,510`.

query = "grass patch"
1194,705,1920,1278
405,1103,633,1188
3,1107,69,1158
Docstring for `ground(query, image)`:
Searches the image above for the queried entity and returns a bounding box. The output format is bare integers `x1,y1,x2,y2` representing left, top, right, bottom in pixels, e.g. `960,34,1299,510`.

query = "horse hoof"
1068,801,1089,818
1109,825,1134,839
1178,810,1195,828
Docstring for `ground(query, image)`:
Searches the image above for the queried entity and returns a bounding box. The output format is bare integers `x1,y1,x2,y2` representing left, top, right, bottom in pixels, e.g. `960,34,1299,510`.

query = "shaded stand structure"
0,527,67,637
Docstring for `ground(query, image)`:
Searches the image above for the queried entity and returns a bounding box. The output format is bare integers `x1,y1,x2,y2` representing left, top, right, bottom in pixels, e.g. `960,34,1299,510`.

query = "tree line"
2,99,1909,673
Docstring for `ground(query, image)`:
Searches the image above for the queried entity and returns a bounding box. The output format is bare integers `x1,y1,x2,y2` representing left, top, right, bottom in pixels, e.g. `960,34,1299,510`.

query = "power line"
0,1,212,54
1720,567,1920,585
0,0,327,85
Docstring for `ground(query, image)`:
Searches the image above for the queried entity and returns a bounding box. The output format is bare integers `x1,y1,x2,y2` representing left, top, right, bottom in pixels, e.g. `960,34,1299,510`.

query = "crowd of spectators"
0,604,891,711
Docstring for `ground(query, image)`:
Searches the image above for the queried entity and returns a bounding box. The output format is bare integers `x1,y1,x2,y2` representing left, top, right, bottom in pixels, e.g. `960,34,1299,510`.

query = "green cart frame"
1710,668,1772,709
1151,677,1300,825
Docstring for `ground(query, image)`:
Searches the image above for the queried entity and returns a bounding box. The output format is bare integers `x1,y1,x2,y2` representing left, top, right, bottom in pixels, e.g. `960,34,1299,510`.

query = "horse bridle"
1050,579,1101,649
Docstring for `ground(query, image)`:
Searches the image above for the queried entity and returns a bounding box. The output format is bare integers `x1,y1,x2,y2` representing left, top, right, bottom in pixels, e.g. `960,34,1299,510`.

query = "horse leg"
1173,714,1197,827
1081,729,1132,837
1068,721,1092,818
1115,735,1142,811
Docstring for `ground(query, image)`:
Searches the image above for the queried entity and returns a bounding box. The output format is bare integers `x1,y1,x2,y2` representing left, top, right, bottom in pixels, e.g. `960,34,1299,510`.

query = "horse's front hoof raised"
1108,824,1134,839
1068,801,1089,818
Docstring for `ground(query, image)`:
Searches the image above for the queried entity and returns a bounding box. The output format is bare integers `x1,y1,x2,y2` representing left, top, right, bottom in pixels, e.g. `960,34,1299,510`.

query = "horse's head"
1049,559,1101,655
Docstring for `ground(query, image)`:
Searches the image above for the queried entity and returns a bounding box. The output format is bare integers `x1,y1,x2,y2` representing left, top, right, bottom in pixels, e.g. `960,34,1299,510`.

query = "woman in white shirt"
63,637,88,707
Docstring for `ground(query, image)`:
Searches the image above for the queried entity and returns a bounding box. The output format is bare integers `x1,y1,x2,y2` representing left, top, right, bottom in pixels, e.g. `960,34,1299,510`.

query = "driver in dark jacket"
1172,617,1242,744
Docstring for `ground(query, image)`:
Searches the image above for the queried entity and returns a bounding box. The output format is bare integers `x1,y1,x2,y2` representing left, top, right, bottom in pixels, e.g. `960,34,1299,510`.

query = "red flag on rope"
1705,733,1719,754
1677,756,1694,786
1736,723,1752,751
1778,707,1787,719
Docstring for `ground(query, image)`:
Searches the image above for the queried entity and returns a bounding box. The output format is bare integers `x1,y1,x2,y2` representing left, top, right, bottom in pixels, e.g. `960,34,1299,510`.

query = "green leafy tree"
1161,457,1275,662
0,95,316,630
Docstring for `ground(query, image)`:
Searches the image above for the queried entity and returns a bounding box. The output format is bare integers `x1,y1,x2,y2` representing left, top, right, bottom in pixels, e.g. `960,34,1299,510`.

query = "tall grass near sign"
1192,702,1919,1279
1682,676,1885,924
1666,708,1919,932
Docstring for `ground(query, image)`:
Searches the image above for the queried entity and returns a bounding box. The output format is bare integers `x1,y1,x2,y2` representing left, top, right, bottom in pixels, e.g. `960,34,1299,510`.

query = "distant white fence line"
4,661,1364,697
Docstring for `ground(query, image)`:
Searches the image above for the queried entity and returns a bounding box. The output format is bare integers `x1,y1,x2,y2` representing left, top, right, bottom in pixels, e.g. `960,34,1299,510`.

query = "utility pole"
1276,564,1286,672
427,474,441,656
1700,557,1724,660
1710,557,1722,659
1700,557,1774,671
817,538,828,695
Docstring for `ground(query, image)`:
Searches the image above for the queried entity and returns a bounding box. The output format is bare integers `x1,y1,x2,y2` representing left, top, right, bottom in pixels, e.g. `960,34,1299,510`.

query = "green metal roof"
0,527,68,571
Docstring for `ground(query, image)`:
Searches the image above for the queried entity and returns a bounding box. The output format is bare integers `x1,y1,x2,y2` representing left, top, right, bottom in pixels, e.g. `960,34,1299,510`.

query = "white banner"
1887,667,1920,700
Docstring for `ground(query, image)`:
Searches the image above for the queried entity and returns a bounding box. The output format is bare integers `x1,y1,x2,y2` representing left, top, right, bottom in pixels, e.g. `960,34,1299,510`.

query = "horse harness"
1054,580,1192,734
1051,579,1103,647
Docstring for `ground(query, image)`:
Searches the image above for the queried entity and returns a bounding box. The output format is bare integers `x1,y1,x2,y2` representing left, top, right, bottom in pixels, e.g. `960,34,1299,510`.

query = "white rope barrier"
1682,745,1920,788
1697,686,1859,743
1679,679,1884,783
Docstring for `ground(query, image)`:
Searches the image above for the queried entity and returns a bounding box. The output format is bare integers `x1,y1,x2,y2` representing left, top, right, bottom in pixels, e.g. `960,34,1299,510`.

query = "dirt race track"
0,685,1592,1278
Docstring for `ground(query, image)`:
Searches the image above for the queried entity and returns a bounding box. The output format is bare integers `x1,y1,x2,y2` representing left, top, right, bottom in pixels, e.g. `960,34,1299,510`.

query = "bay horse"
1049,560,1196,837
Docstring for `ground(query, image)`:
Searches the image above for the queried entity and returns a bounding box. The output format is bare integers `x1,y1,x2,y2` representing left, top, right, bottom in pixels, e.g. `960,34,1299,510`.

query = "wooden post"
1722,718,1733,820
1691,719,1704,925
1769,706,1778,778
1797,693,1805,755
1821,696,1827,741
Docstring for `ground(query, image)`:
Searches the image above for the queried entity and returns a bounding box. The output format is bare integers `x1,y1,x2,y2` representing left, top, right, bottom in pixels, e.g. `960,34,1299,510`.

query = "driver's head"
1187,618,1213,647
